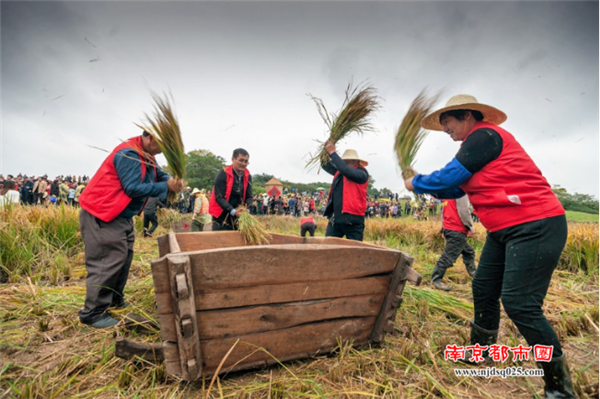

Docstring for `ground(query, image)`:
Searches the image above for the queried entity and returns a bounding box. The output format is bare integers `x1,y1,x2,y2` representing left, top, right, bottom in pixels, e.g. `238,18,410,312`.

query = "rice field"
1,206,598,398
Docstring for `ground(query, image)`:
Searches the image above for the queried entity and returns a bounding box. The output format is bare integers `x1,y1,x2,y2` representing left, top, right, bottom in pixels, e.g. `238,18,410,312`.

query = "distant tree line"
553,185,599,214
181,149,388,196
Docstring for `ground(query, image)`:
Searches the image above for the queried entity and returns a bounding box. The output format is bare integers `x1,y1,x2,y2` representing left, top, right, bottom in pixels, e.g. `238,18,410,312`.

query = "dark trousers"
212,218,236,231
78,209,135,324
192,219,204,232
435,229,475,271
301,222,316,237
325,219,365,241
143,212,159,234
473,215,567,357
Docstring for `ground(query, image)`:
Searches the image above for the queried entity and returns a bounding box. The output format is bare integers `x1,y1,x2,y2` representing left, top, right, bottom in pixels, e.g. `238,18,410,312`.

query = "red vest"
79,136,157,222
442,200,468,234
209,165,250,218
460,122,564,232
329,167,368,216
300,217,316,225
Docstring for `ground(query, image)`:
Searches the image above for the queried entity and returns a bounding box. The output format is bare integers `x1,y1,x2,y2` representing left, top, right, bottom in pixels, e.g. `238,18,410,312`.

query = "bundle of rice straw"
136,91,185,203
394,89,441,180
235,206,272,246
306,82,380,171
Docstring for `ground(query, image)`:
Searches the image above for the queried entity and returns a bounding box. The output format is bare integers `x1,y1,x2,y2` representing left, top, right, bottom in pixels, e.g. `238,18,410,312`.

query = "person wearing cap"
431,196,476,291
209,148,253,230
404,95,573,398
321,140,369,241
78,130,183,329
191,188,210,232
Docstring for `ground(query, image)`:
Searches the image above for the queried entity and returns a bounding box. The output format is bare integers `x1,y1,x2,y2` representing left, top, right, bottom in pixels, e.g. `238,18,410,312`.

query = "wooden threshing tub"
148,231,421,381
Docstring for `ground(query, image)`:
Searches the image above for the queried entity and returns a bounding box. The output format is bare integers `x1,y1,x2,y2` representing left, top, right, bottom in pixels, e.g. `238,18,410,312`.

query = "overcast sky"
2,1,598,197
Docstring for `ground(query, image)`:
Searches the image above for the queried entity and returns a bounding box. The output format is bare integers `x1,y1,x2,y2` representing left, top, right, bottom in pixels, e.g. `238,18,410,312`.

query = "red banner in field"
268,187,281,197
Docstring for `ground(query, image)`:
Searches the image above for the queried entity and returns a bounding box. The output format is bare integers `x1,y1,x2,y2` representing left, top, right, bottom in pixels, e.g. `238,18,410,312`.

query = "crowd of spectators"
0,174,450,221
0,173,90,208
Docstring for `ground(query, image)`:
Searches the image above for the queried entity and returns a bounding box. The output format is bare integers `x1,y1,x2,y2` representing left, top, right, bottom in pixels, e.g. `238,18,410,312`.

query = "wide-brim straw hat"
340,149,368,167
421,94,507,131
191,188,201,195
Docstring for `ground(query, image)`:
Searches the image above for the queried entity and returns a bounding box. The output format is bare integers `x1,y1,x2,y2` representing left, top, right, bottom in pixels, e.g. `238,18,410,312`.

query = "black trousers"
472,215,567,357
435,229,475,270
79,209,134,324
325,219,365,241
212,218,236,231
143,212,159,234
301,222,316,237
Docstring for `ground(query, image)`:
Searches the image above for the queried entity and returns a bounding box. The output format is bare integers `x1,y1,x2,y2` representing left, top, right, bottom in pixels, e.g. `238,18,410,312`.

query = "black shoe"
431,266,451,291
432,279,451,291
466,261,477,278
538,355,577,398
459,320,499,365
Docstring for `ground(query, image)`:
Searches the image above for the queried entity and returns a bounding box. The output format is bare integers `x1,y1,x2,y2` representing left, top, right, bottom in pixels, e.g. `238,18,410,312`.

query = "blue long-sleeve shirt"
113,148,171,219
412,127,503,199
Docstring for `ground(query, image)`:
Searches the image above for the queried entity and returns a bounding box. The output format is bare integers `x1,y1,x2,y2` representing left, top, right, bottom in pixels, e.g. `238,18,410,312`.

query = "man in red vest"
209,148,253,230
78,130,183,328
322,140,369,241
431,196,476,291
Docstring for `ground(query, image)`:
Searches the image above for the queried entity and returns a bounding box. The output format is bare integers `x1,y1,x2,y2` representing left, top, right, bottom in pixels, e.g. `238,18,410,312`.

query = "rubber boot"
460,320,499,365
465,261,477,278
431,266,451,291
538,354,577,399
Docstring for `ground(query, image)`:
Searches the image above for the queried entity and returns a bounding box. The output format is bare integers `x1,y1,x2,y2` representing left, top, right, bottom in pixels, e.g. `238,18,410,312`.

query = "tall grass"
0,204,82,283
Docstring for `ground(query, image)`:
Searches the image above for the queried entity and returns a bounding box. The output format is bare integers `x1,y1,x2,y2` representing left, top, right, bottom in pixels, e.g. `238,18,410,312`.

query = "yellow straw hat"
421,94,507,131
340,149,368,167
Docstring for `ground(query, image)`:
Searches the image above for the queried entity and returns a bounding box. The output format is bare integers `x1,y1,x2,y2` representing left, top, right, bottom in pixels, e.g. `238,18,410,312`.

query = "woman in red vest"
404,95,573,398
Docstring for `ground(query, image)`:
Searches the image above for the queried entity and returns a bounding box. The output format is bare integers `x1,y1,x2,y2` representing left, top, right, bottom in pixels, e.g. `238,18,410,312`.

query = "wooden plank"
192,317,376,373
155,276,391,314
115,339,164,363
168,232,181,254
157,235,170,258
371,253,411,343
167,255,202,380
152,245,400,291
159,294,385,341
172,231,384,253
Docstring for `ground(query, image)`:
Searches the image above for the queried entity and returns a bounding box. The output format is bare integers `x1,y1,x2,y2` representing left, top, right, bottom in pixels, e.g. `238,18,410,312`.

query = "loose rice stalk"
394,89,441,180
306,82,380,171
236,207,272,245
136,91,185,203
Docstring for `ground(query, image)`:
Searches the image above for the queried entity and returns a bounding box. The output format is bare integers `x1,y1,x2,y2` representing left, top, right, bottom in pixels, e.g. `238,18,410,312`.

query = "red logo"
465,344,489,363
533,345,553,362
444,345,465,362
488,344,510,363
510,344,532,361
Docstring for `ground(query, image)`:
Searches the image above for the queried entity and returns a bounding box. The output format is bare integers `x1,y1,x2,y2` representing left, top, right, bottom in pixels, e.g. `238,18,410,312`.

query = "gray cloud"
1,1,598,197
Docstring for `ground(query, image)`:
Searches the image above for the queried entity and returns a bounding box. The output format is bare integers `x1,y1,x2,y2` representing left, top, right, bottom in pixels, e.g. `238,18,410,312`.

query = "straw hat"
421,94,507,131
340,149,368,167
191,188,201,195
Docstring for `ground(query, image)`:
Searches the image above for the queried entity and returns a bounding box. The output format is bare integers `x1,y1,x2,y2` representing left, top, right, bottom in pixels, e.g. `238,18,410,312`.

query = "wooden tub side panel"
155,275,391,314
166,232,387,254
165,316,376,376
159,293,385,341
152,245,401,290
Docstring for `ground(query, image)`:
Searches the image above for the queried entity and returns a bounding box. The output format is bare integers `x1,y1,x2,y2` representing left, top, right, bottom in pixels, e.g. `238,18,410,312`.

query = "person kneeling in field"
300,214,317,237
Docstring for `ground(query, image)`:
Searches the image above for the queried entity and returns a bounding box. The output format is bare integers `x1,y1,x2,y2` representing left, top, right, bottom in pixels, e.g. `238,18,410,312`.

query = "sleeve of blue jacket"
412,158,472,199
114,149,169,200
